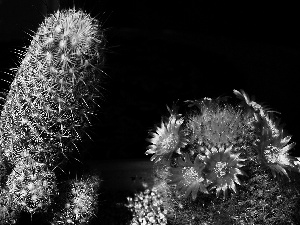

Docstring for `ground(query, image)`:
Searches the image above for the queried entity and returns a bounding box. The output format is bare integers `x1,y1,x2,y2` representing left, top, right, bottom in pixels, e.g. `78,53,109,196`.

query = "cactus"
126,188,168,225
0,8,105,169
51,175,100,225
0,8,105,224
5,152,58,215
0,188,19,225
145,90,300,225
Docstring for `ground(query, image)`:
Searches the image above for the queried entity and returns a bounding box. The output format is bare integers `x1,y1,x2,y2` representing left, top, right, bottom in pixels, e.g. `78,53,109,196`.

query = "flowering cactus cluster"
145,90,300,224
0,8,105,224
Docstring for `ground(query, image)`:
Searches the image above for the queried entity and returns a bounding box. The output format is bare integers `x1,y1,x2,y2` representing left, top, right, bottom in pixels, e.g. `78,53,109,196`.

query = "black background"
0,0,299,161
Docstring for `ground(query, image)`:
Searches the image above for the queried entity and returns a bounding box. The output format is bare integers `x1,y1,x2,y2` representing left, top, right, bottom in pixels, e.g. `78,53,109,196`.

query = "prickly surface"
51,175,100,225
0,9,106,169
6,153,58,215
0,188,19,225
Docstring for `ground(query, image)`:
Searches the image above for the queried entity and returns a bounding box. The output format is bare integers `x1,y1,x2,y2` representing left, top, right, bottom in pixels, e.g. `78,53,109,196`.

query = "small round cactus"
6,153,58,215
146,90,300,224
51,175,100,225
126,188,168,225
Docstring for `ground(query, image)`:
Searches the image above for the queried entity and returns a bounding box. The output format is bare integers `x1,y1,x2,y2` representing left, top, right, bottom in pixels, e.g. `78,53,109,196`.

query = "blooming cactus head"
233,90,299,181
146,89,299,200
145,105,187,163
168,153,209,200
200,145,247,199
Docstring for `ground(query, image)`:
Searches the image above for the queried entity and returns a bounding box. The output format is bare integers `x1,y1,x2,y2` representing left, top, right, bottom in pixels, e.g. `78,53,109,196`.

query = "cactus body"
51,175,100,225
0,8,105,169
0,188,19,225
6,153,58,214
0,8,105,224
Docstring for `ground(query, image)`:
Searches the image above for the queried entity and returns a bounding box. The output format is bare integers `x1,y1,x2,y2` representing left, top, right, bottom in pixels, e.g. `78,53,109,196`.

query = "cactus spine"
0,8,105,224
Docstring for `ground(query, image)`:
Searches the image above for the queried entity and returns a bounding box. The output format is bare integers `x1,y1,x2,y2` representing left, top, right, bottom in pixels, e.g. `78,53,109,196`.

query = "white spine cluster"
51,175,100,225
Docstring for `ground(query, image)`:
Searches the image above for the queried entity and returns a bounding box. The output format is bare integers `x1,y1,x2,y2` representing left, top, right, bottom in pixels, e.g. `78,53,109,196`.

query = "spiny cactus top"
51,175,100,225
0,8,106,169
6,152,57,214
146,90,300,200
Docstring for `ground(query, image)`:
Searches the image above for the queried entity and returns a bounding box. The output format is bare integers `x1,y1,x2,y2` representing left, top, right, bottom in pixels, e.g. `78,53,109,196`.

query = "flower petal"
191,182,200,200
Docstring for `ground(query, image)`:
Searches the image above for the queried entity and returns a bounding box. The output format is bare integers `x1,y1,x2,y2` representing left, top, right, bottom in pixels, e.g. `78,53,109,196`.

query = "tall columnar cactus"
0,8,105,169
144,90,300,225
0,8,105,224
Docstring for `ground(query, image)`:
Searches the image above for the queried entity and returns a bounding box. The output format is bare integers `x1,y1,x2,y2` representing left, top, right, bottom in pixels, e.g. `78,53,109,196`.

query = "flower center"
161,133,177,150
182,167,202,185
214,161,228,178
265,146,289,165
